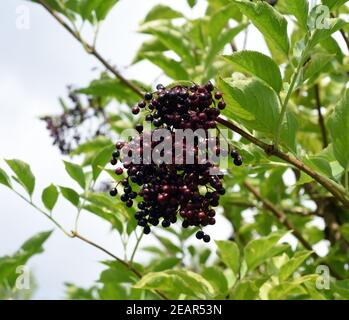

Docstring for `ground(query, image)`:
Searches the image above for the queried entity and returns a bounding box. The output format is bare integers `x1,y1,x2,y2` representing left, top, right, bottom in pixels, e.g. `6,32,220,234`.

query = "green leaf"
59,186,80,207
70,136,112,156
64,161,86,189
277,0,309,30
0,167,12,188
150,257,181,272
83,204,123,234
215,240,240,276
223,51,283,92
218,77,281,135
77,76,140,105
322,0,348,10
95,0,119,21
303,53,334,81
5,159,35,196
187,0,197,8
268,275,316,299
339,223,349,242
143,5,183,23
92,144,115,181
202,266,229,295
41,184,59,211
279,250,313,281
139,52,189,80
234,0,289,56
230,280,259,300
244,230,288,271
332,279,349,299
133,38,167,64
328,89,349,170
208,3,242,41
0,231,52,287
134,270,215,298
205,24,246,67
139,22,195,67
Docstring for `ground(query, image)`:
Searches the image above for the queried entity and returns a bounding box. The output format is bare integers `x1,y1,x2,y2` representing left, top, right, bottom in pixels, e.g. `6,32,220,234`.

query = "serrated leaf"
244,231,288,271
277,0,309,30
0,167,12,188
223,51,282,92
59,186,80,207
218,77,281,134
64,161,86,189
279,250,313,281
215,240,240,277
41,184,59,211
5,159,35,196
234,0,289,56
328,89,349,170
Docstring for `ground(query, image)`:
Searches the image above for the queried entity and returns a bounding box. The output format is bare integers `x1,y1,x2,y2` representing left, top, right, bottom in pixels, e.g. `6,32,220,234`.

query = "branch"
314,84,328,148
71,231,169,300
217,117,349,208
243,181,313,250
37,0,143,98
243,181,344,280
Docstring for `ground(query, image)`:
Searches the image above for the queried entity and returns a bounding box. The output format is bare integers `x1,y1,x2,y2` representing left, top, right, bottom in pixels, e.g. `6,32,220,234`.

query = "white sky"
0,0,274,299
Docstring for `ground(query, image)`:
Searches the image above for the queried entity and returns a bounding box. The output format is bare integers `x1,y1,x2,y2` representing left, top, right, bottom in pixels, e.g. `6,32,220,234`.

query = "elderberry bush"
109,83,243,241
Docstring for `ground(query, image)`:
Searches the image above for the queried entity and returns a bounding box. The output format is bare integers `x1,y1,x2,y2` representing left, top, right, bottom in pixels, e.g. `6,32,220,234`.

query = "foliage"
1,0,349,300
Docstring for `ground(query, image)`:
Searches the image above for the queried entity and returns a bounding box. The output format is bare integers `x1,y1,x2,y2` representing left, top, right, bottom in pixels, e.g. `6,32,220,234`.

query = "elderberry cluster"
42,87,109,154
109,83,243,242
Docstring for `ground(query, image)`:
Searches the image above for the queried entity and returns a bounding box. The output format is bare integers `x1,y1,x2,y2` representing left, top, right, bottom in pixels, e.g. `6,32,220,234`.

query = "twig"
243,181,344,280
244,181,312,250
71,231,169,300
314,84,328,148
130,231,144,265
36,0,143,98
217,116,349,208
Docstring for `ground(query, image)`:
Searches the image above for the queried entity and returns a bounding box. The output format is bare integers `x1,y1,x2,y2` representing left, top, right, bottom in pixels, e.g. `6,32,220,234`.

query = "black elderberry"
108,82,244,242
196,230,204,239
126,199,133,207
143,225,151,234
203,234,211,243
138,101,146,108
112,150,120,159
109,188,118,197
162,219,170,228
144,92,153,101
132,106,140,115
145,114,153,122
234,155,243,166
120,194,128,202
135,124,143,133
